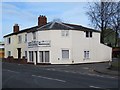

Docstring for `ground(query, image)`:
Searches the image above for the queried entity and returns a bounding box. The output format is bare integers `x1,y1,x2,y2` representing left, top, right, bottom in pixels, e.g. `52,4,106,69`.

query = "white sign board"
28,40,51,48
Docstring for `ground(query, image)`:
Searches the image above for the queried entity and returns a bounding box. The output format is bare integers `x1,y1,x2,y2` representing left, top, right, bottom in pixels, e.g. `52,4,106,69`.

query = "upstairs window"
33,32,36,40
25,34,27,43
90,32,92,37
61,30,69,37
7,37,11,44
18,35,22,44
86,31,92,38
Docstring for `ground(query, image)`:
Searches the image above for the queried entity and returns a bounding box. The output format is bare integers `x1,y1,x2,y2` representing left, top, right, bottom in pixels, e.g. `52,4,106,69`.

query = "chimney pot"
38,15,47,26
13,24,19,33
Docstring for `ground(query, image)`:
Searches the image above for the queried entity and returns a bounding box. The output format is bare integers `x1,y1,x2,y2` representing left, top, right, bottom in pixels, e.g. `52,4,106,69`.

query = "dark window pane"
90,32,92,37
86,31,89,37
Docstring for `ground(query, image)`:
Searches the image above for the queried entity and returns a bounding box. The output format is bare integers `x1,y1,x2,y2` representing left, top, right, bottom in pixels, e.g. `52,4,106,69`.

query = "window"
90,32,92,37
25,51,27,58
39,51,50,63
18,35,22,43
33,32,36,39
7,37,11,44
25,34,27,43
84,51,90,59
8,51,11,56
61,30,69,37
86,31,89,37
62,50,69,59
86,31,92,38
29,51,33,62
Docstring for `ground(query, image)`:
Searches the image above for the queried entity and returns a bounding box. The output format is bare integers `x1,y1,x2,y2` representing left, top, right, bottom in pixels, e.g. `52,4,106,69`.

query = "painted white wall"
4,29,112,64
4,33,27,58
71,30,112,64
50,30,72,64
27,30,51,64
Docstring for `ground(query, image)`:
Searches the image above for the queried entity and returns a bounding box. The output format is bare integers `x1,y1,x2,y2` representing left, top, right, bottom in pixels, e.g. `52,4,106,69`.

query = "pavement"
93,58,119,76
93,67,119,76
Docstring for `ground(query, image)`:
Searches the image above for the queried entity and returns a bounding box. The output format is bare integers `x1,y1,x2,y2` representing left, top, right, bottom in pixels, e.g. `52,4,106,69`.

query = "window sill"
62,58,69,60
83,58,90,60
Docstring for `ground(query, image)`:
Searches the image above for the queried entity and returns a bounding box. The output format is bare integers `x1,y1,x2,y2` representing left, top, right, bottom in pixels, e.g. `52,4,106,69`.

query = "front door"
17,48,21,59
39,51,49,63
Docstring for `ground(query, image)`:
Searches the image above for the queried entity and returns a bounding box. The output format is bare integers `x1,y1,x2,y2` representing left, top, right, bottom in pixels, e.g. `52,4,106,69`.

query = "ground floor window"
62,50,69,59
39,51,49,63
84,51,90,59
8,51,11,56
29,51,33,62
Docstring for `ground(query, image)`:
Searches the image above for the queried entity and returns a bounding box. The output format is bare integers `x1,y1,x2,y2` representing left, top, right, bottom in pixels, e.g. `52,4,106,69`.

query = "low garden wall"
2,56,27,64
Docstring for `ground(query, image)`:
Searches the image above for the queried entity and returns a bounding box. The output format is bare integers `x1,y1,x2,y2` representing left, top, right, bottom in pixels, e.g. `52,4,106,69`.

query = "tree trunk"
115,29,118,47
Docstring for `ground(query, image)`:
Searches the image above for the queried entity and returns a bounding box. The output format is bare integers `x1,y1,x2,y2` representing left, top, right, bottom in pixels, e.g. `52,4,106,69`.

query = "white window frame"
29,51,33,62
85,31,92,38
84,50,90,59
39,51,50,63
33,32,36,40
25,34,27,43
18,35,22,44
7,37,11,44
61,30,69,37
8,51,11,56
62,49,69,59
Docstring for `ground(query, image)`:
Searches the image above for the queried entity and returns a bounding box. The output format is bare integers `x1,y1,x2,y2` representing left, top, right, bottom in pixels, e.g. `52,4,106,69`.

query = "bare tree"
86,1,116,44
109,2,120,47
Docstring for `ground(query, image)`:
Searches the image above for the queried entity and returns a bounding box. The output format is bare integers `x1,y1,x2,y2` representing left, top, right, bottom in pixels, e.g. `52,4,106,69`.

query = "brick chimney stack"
38,15,47,26
13,24,19,33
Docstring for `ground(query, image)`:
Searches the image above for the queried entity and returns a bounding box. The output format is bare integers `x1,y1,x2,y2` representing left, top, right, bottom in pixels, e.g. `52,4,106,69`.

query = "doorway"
17,48,21,59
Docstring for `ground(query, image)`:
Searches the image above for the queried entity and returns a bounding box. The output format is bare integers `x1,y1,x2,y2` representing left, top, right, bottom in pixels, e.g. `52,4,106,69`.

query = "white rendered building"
4,15,112,65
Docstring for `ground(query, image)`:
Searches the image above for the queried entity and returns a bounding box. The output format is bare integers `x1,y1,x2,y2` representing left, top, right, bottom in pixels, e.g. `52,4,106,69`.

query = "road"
2,62,119,89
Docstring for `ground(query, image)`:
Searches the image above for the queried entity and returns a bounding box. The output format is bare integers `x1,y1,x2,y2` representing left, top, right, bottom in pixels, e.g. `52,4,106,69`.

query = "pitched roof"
4,26,39,37
4,21,100,37
33,21,100,32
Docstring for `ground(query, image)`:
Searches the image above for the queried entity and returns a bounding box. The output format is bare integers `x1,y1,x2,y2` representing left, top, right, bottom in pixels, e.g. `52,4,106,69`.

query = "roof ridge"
56,22,74,29
49,21,56,29
37,22,52,30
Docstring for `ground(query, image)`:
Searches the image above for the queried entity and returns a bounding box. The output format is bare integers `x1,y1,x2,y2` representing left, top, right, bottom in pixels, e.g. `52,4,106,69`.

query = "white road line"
32,75,66,83
89,86,110,90
89,85,102,88
3,69,20,73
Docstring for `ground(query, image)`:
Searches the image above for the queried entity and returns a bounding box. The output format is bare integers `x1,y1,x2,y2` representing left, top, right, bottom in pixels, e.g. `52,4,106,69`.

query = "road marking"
3,69,20,73
89,85,102,88
89,86,110,90
32,75,66,83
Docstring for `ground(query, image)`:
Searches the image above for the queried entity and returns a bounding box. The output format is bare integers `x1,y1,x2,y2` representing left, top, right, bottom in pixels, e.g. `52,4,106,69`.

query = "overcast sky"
1,2,94,41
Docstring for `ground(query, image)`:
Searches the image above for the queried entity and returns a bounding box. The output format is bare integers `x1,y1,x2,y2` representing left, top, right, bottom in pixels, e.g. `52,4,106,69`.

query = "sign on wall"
28,40,51,48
